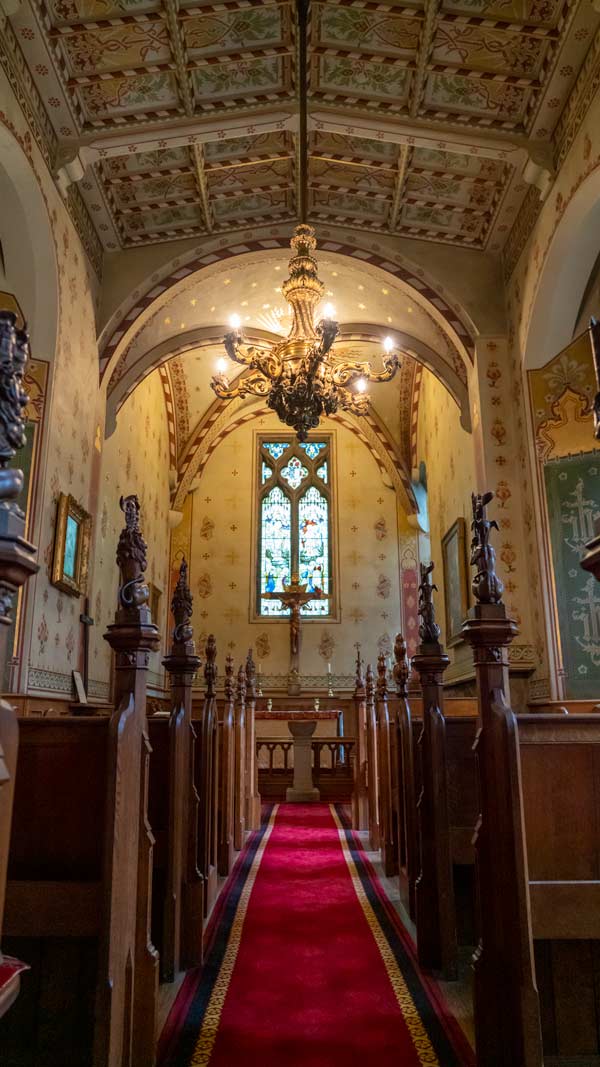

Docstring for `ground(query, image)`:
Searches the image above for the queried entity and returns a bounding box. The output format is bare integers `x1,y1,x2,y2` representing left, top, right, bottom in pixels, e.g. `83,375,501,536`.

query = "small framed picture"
441,517,469,647
51,493,92,597
72,670,87,705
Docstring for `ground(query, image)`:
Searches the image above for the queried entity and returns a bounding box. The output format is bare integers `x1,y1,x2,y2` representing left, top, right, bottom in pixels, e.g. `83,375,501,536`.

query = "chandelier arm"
211,370,272,400
338,389,370,415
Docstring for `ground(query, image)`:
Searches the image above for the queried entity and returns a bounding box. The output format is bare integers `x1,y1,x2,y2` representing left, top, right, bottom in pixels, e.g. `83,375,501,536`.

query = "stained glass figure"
299,442,326,460
264,442,289,460
260,486,291,616
258,437,333,618
298,486,329,616
281,455,308,490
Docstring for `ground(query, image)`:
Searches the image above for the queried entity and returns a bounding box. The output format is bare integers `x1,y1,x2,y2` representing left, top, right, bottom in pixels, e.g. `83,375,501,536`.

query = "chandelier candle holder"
211,224,401,440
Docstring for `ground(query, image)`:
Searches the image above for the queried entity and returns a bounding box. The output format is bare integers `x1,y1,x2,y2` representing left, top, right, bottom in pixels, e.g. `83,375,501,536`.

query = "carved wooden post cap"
365,663,374,703
105,494,159,657
224,653,234,702
204,634,217,696
236,663,246,703
245,647,256,700
417,561,442,649
163,556,200,675
376,653,387,700
392,633,409,696
353,644,365,697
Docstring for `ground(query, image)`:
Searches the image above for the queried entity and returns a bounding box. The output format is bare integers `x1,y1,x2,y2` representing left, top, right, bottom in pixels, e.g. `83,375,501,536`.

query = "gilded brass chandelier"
210,224,401,441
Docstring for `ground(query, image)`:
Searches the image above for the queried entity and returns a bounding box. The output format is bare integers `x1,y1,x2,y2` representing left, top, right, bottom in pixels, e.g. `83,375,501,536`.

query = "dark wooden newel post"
393,632,418,922
245,648,260,831
199,635,219,916
162,557,202,976
0,315,39,1012
218,654,235,876
462,491,542,1067
376,654,396,876
411,562,455,977
352,647,368,831
365,662,379,849
100,494,160,1067
233,664,247,850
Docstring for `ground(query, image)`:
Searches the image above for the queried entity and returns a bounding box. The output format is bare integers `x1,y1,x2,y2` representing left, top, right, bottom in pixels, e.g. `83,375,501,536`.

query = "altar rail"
257,737,355,800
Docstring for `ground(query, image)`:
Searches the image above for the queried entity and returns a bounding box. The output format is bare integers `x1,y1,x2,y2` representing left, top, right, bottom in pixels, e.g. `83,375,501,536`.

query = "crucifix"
262,574,324,694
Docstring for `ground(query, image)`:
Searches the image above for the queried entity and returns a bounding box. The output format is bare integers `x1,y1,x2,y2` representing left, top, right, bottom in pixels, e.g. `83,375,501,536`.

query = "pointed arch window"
257,436,333,617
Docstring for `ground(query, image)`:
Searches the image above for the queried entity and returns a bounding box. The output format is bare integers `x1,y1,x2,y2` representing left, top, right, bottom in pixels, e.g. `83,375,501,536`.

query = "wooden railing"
257,737,355,800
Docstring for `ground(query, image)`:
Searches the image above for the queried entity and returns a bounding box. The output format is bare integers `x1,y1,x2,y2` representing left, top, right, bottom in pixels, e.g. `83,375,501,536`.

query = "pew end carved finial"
392,633,409,697
365,663,375,703
418,561,441,644
245,647,257,701
236,663,246,703
171,556,194,648
470,491,504,605
376,653,388,700
116,494,151,620
204,635,218,696
224,653,234,702
354,642,365,697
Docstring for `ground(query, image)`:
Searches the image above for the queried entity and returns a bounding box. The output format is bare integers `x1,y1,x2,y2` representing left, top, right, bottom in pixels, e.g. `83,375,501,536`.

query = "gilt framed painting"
51,493,92,597
441,518,469,647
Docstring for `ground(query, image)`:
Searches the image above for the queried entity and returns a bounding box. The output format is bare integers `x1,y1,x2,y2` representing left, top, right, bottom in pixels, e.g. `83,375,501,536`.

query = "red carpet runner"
159,804,474,1067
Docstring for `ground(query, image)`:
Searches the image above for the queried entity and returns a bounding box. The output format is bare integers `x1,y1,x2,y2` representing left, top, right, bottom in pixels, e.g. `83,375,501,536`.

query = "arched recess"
106,322,470,438
525,164,600,369
99,236,477,385
172,397,418,515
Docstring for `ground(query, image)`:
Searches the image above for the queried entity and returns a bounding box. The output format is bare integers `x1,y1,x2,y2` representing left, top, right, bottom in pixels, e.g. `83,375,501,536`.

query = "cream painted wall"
185,412,411,687
416,369,476,680
88,369,172,696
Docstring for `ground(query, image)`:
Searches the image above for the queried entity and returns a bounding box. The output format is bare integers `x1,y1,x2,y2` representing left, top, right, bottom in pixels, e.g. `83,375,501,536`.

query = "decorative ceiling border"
99,235,476,381
0,14,103,277
158,363,177,472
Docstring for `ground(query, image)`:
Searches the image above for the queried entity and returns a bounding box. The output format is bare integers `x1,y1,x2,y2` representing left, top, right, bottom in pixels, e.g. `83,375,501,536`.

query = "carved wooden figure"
463,490,542,1067
412,561,455,978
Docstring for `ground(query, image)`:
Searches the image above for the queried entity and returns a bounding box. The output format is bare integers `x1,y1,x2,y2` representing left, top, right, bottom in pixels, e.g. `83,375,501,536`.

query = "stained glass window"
257,436,333,617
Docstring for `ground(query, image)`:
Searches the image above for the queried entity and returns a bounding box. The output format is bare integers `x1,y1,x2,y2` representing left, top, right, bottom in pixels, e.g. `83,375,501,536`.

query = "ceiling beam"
388,144,411,231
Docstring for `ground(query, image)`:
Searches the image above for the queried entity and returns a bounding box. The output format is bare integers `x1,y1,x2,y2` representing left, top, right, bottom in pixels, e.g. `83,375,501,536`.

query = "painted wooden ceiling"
9,0,599,251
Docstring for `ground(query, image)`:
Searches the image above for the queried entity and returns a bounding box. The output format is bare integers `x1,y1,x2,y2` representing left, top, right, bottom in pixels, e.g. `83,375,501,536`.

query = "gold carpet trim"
331,805,440,1067
190,804,279,1066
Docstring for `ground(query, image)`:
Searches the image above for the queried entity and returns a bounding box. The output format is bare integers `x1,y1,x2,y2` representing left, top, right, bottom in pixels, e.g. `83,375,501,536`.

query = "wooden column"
352,648,368,831
392,633,418,921
218,655,235,876
365,663,380,850
0,314,39,1017
411,562,455,977
233,664,247,851
198,636,219,917
376,654,396,876
462,491,542,1067
162,558,202,978
245,649,261,831
99,494,160,1067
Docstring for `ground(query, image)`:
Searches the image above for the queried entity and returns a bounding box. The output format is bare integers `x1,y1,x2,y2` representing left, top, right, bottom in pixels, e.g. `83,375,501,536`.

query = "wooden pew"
389,633,418,921
244,649,261,831
351,650,369,832
365,664,380,850
194,636,220,917
0,699,22,1018
375,655,397,876
217,656,235,877
519,712,600,1064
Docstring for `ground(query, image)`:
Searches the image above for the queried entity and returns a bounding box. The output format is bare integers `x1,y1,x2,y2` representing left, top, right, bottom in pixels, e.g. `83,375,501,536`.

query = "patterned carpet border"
333,804,475,1067
157,805,277,1067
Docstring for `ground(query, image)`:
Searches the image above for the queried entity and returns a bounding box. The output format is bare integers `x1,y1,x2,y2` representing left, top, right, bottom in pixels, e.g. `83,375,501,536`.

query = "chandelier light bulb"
323,302,336,320
383,336,394,354
356,378,367,394
216,357,227,374
229,313,241,330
